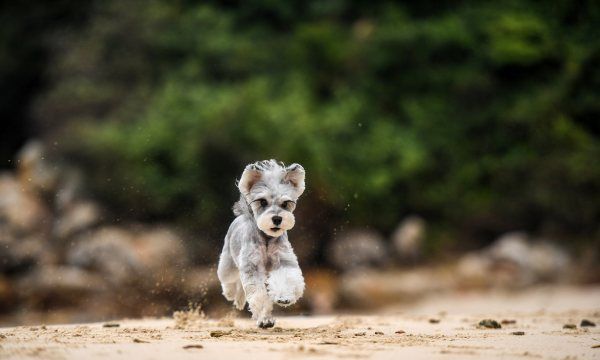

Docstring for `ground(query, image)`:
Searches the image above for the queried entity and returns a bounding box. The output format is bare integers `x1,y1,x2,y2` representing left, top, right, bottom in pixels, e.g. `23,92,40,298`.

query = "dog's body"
217,160,305,328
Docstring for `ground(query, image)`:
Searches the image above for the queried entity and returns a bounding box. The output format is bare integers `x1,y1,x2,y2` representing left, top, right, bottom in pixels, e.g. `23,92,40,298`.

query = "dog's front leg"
239,256,274,328
267,244,305,306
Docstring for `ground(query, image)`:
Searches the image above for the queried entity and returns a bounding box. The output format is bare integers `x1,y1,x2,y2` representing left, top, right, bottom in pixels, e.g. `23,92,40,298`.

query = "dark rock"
429,319,440,324
478,319,501,329
501,319,516,325
210,330,231,337
102,323,120,328
581,319,596,327
511,331,525,335
563,324,577,329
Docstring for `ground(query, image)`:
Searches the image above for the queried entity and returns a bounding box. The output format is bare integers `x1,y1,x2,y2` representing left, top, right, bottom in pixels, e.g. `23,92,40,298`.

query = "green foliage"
35,0,600,249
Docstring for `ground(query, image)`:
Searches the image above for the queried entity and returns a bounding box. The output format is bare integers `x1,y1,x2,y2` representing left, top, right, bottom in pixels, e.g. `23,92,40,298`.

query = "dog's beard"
256,211,295,237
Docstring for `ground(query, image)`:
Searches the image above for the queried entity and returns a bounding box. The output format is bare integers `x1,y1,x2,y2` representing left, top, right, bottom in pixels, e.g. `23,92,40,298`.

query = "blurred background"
0,0,598,325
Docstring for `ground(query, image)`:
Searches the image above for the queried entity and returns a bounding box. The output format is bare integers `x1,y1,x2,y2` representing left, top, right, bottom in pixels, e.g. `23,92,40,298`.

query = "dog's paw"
273,296,295,307
257,317,275,329
233,299,245,311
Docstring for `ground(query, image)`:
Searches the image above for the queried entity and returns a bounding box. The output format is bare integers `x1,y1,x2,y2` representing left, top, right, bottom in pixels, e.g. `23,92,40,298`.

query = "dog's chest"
260,239,280,272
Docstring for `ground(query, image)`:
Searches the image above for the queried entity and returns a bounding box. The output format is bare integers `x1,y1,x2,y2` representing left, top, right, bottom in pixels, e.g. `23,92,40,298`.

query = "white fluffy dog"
217,160,305,328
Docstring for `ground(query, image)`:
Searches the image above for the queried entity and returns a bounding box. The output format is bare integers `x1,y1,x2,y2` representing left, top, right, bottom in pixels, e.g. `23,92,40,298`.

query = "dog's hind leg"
217,243,241,304
233,279,246,310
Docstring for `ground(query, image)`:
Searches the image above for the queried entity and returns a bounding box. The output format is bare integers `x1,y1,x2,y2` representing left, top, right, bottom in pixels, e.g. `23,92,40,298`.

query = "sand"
1,285,599,359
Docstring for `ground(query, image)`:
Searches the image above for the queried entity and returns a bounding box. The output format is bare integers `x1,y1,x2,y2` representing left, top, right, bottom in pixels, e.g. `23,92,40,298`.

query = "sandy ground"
1,286,599,359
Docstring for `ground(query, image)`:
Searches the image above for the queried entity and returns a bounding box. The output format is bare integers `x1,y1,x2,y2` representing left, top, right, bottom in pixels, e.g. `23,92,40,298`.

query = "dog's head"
237,160,305,237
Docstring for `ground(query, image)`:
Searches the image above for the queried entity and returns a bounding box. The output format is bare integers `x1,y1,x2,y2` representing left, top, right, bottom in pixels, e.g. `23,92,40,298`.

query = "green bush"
34,0,599,252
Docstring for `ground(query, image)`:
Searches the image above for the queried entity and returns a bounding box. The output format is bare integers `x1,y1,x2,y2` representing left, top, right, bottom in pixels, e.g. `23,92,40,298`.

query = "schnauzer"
217,160,305,328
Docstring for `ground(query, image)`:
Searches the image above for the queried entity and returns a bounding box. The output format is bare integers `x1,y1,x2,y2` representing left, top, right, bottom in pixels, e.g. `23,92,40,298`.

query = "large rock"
53,200,102,240
67,226,188,289
16,140,59,195
15,265,107,306
339,268,456,308
67,227,140,285
391,216,425,263
327,229,388,270
0,228,54,272
132,227,188,289
303,269,339,314
0,174,51,235
457,232,572,288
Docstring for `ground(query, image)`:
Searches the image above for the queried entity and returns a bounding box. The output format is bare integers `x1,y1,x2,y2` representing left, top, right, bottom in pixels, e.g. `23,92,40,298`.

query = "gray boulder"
328,229,388,270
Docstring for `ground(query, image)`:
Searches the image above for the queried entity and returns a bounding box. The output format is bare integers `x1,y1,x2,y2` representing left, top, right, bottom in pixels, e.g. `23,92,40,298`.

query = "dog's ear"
284,163,305,197
238,164,263,195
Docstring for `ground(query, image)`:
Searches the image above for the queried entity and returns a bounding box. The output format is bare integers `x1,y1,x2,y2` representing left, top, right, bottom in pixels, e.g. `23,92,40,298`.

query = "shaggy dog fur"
217,160,305,328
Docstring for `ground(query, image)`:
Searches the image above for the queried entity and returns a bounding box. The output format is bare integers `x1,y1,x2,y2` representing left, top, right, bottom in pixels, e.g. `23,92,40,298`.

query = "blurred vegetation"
6,0,600,253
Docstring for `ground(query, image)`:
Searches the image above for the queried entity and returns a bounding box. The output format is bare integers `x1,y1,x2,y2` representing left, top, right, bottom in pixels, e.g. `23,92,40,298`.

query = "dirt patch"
0,286,598,359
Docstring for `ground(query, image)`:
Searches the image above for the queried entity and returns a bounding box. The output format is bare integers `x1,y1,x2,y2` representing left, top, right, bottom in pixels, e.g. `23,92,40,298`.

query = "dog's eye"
259,199,268,207
282,200,295,210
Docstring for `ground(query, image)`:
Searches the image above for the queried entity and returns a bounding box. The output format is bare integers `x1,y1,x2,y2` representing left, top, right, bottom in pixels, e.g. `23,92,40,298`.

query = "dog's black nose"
272,216,282,226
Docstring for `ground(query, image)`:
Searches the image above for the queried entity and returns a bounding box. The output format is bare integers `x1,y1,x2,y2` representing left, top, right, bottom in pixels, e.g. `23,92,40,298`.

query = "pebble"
374,331,384,335
563,324,577,329
103,323,120,328
183,344,204,349
511,331,525,335
210,330,231,338
501,319,516,325
395,330,406,334
478,319,501,329
429,319,440,324
580,319,596,327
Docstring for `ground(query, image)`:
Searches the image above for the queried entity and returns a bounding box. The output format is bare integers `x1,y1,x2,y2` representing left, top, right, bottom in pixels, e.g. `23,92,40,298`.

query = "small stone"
511,331,525,335
210,330,231,338
133,338,149,343
580,319,596,327
478,319,501,329
429,319,440,324
563,324,577,329
591,344,600,349
395,330,405,334
103,323,120,328
354,332,366,336
501,319,516,325
183,344,204,349
374,331,384,335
